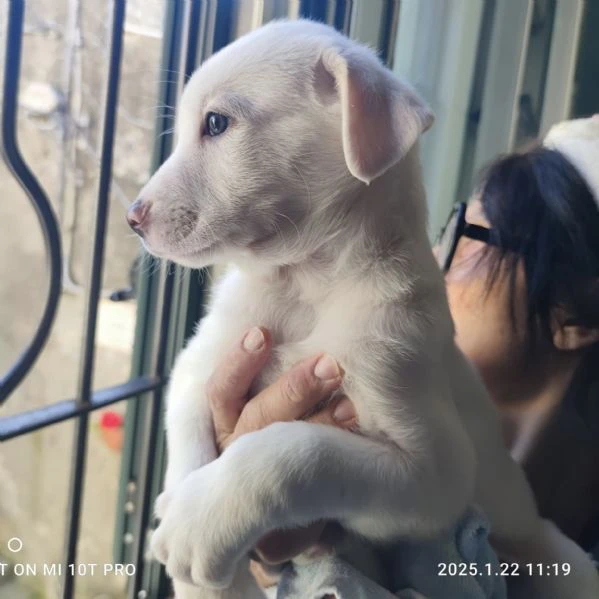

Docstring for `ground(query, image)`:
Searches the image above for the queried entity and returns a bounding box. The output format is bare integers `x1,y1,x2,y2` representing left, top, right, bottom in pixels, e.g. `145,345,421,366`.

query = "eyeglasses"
435,202,496,272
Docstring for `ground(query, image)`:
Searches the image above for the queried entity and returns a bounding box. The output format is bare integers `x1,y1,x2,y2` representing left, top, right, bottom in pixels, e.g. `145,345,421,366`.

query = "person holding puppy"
207,115,599,588
438,115,599,551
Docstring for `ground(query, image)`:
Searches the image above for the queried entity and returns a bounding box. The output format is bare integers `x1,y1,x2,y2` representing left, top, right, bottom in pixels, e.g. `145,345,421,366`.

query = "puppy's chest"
221,277,371,395
250,300,359,393
210,269,393,429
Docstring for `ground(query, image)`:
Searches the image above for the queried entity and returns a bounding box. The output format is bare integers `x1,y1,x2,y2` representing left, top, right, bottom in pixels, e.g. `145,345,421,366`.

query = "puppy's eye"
205,112,228,136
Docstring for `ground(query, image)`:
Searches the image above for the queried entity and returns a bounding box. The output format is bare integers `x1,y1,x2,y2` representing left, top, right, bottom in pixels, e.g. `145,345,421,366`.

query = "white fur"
136,20,599,599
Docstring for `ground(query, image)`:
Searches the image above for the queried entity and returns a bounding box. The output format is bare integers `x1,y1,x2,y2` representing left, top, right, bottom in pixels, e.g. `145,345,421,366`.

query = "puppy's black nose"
127,199,150,237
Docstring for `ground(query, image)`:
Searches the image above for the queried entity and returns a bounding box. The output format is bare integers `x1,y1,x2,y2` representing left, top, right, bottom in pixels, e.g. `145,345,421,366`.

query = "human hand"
207,327,357,567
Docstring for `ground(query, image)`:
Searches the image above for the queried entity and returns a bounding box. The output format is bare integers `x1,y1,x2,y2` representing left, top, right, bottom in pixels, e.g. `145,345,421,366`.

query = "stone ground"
0,1,164,597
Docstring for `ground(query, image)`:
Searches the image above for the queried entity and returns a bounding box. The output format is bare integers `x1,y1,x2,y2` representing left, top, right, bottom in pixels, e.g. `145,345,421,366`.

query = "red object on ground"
99,411,125,451
100,411,124,429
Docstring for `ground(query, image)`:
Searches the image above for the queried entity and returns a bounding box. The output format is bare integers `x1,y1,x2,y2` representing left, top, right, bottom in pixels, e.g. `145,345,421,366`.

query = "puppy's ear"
317,46,434,185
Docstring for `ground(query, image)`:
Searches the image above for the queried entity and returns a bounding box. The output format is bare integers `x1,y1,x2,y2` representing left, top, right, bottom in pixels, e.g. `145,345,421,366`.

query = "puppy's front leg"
152,416,475,589
161,312,234,492
163,363,216,492
158,318,268,598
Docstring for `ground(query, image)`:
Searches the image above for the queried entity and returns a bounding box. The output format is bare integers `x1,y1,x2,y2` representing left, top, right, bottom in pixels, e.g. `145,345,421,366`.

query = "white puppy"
130,20,599,599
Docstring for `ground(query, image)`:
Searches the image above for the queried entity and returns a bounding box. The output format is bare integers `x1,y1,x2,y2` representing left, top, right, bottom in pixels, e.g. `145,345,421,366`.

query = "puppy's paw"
150,466,241,589
151,511,234,588
152,525,232,589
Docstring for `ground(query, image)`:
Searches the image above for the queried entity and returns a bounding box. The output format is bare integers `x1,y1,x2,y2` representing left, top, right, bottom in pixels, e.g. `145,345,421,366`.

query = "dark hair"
477,146,599,347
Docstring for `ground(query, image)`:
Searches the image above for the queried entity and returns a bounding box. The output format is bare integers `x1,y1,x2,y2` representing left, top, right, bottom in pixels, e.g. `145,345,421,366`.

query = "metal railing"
0,0,63,406
0,1,179,597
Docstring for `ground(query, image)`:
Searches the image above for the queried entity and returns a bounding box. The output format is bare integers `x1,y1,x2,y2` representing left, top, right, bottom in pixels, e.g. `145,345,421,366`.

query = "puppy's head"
130,20,433,268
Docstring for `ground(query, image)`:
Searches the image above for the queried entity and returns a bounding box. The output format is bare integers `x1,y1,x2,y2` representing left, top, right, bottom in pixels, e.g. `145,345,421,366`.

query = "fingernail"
333,398,355,422
243,327,265,352
314,354,340,381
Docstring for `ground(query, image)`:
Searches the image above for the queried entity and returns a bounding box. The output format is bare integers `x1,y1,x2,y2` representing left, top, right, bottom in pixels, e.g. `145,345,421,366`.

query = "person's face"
437,200,537,405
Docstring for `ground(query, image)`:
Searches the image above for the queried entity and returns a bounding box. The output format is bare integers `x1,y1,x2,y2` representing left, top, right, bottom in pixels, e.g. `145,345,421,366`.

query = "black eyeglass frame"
439,202,497,272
